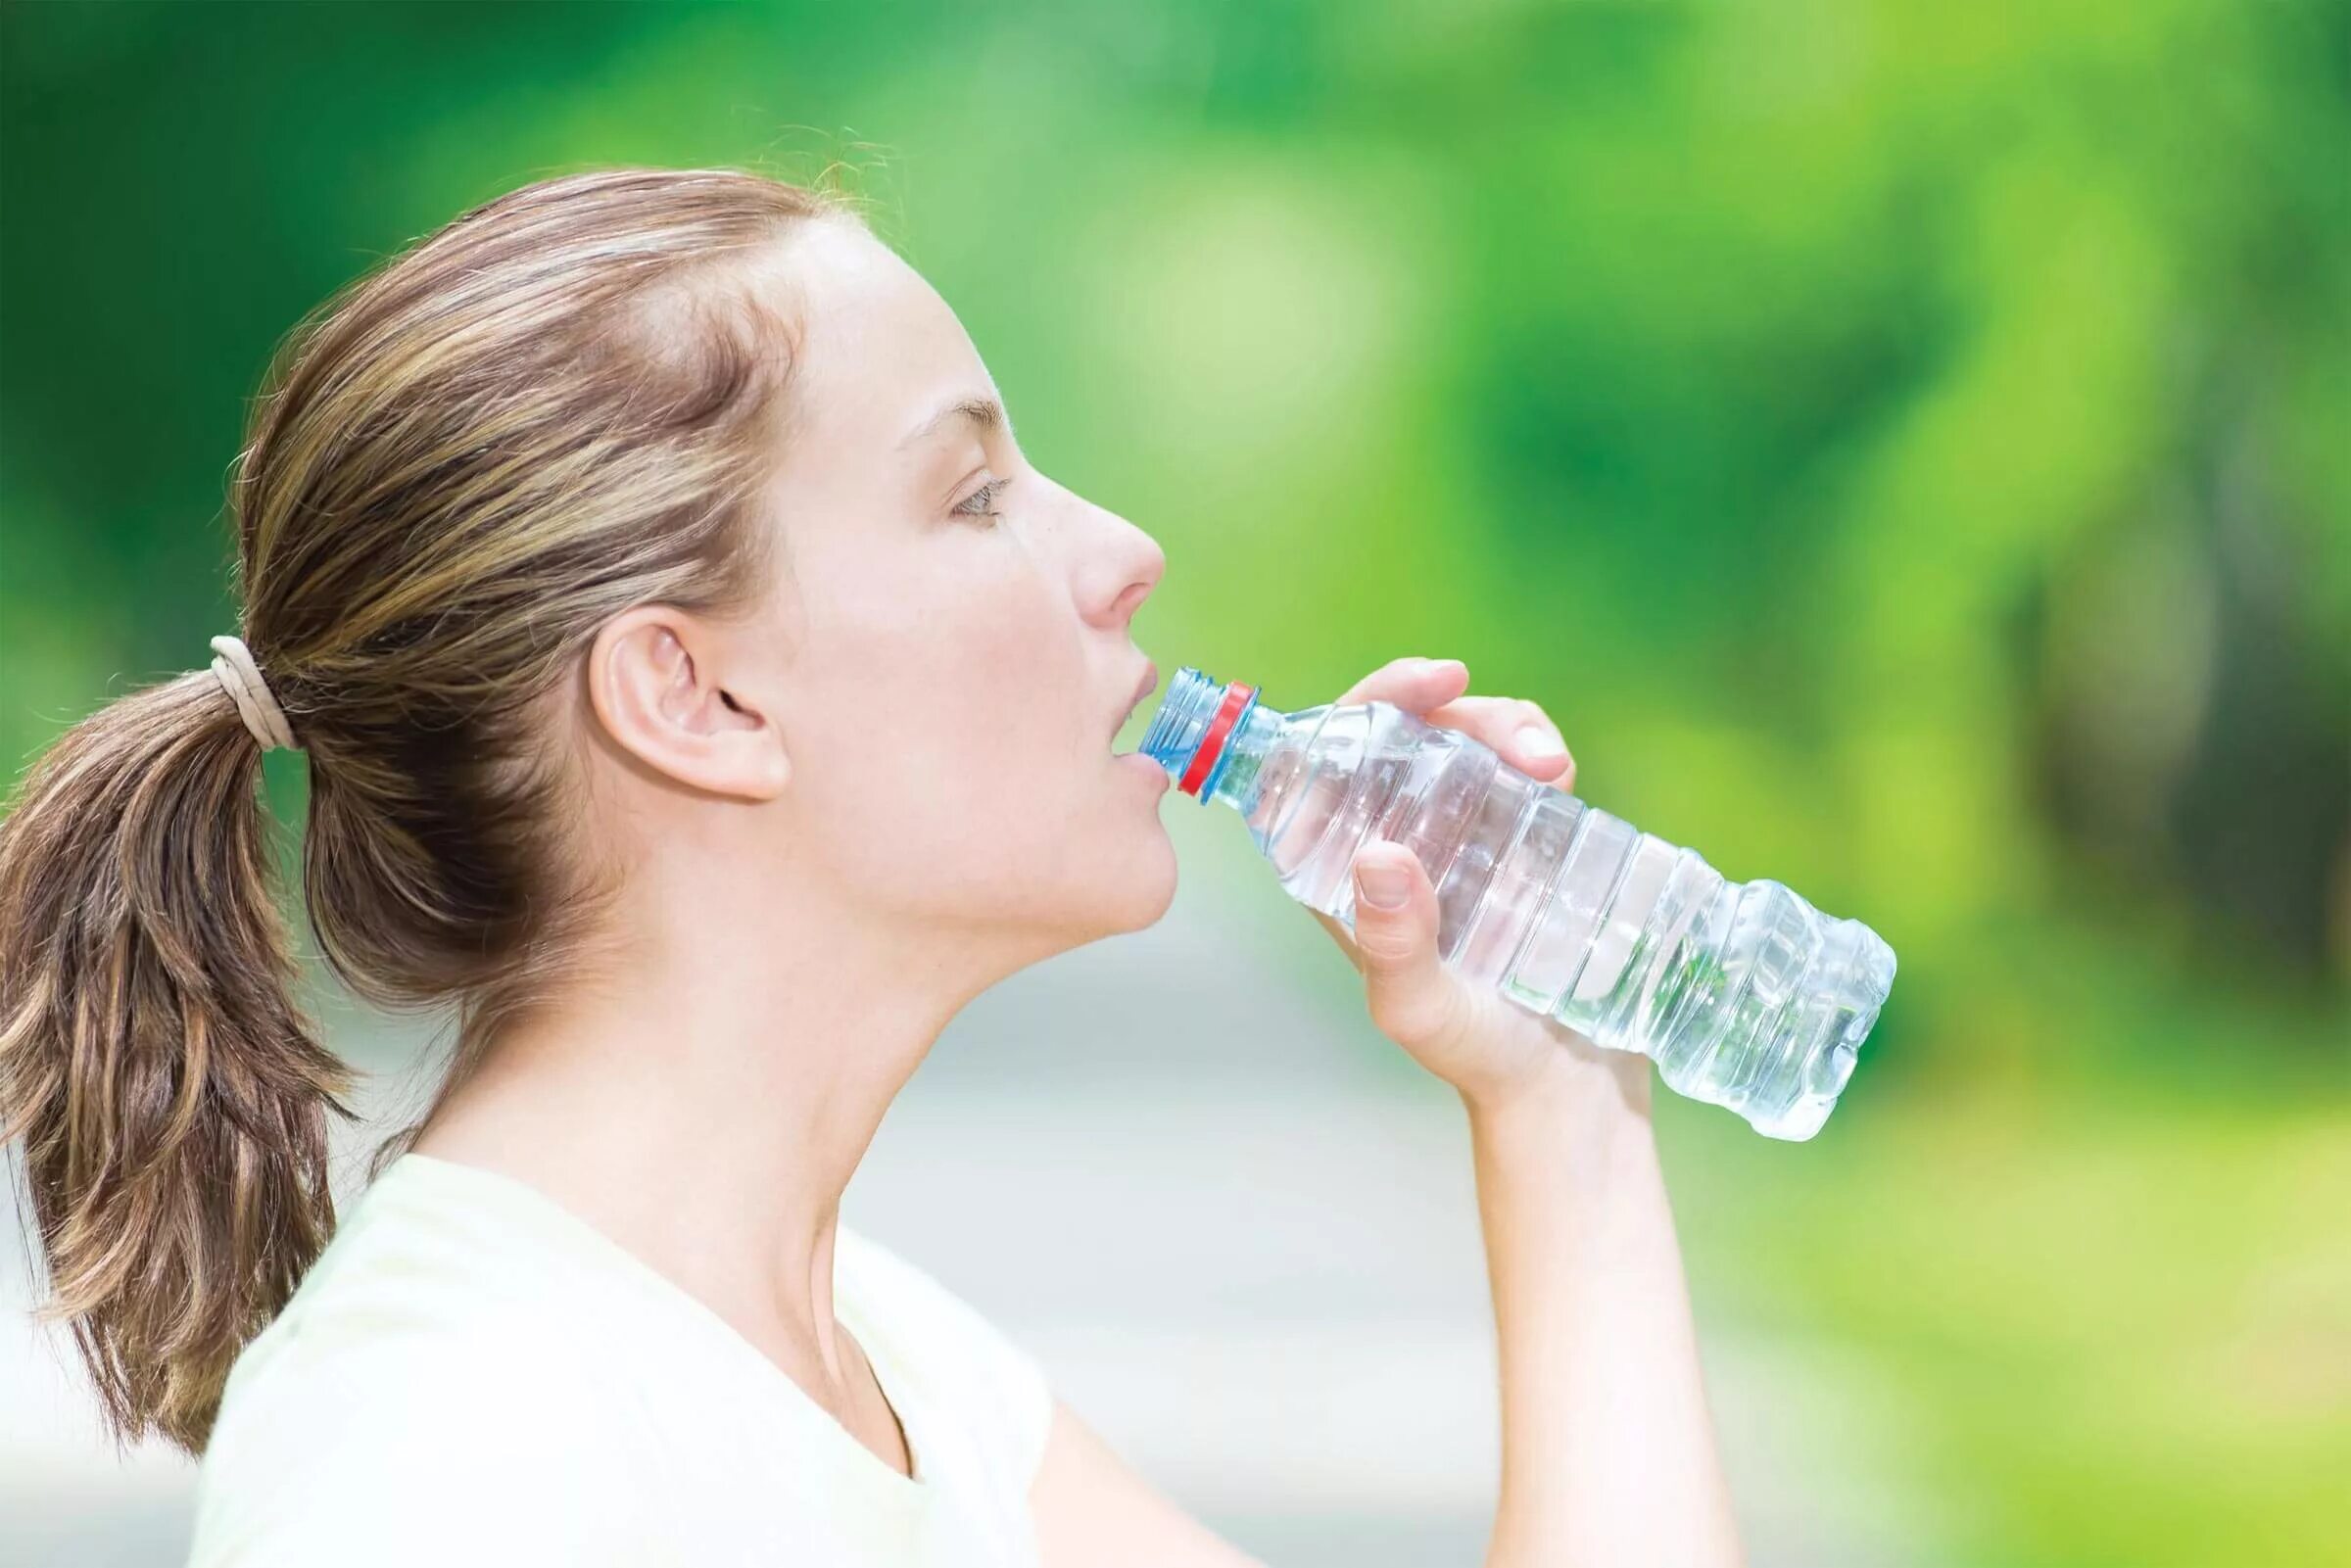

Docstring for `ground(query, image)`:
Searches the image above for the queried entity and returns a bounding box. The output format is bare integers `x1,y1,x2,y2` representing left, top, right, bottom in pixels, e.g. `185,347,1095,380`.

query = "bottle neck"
1138,667,1284,810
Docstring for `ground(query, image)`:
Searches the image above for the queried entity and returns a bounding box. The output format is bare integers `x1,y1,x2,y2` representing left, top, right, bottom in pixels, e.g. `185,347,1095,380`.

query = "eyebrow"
896,394,1009,451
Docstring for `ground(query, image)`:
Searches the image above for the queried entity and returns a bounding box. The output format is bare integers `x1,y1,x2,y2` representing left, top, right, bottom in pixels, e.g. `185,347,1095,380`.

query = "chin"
1083,832,1181,942
1125,835,1181,928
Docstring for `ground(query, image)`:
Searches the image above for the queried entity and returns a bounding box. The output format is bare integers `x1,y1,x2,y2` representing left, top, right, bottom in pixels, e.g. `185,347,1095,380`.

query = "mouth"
1111,659,1160,751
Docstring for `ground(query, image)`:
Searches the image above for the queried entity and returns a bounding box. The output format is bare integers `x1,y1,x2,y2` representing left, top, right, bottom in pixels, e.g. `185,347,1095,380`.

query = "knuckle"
1353,922,1419,965
1368,974,1472,1050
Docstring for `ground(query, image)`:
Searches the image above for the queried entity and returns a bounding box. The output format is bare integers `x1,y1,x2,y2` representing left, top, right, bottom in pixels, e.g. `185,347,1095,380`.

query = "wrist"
1461,1061,1670,1242
1460,1047,1655,1150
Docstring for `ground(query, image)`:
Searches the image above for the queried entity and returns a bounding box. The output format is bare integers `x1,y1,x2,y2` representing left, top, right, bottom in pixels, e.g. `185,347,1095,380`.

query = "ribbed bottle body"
1182,691,1895,1140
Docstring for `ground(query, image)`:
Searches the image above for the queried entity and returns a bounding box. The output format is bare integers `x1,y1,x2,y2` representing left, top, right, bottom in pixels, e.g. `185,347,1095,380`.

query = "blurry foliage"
3,3,2346,1563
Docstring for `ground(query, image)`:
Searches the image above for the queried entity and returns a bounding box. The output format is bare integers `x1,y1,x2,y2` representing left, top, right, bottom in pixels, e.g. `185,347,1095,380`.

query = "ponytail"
0,666,349,1453
6,164,854,1454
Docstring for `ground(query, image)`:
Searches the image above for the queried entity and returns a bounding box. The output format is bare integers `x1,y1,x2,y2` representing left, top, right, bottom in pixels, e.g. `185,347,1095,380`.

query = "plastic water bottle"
1138,667,1897,1140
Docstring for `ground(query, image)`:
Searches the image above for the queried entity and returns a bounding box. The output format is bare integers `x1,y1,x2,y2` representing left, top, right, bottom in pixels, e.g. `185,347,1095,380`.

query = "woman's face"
742,217,1176,958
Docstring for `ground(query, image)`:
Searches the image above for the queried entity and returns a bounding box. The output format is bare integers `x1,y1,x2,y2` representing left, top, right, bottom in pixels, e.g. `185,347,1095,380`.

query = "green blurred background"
4,2,2346,1564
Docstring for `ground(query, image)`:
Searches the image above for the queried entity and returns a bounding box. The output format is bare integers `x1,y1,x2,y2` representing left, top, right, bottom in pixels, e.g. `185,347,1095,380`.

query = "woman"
0,167,1741,1566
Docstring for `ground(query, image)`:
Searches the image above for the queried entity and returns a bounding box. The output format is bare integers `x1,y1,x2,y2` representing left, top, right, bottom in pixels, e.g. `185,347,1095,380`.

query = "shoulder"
194,1307,645,1566
189,1168,650,1566
836,1221,1056,1487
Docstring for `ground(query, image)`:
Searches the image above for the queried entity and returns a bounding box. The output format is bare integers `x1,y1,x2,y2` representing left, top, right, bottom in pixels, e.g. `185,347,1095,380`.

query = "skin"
415,215,1741,1566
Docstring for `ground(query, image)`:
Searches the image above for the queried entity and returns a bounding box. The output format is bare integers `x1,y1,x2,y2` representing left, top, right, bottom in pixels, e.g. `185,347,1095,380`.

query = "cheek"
783,555,1076,901
855,584,1064,769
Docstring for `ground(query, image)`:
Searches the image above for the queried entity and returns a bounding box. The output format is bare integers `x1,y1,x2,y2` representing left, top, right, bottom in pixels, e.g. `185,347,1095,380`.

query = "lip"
1117,750,1171,791
1114,659,1159,743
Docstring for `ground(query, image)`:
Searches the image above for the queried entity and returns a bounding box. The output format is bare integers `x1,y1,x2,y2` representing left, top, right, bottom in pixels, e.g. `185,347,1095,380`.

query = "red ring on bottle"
1177,682,1256,797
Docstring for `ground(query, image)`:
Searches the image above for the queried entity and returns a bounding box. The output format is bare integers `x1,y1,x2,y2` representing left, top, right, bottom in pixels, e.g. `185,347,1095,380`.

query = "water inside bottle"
1140,666,1896,1139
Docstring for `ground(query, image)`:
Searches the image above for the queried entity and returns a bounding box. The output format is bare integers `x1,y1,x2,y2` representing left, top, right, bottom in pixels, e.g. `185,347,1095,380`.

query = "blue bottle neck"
1137,667,1287,811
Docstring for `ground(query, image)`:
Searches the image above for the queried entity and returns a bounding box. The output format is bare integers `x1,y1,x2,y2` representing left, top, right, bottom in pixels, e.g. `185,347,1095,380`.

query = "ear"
585,605,789,802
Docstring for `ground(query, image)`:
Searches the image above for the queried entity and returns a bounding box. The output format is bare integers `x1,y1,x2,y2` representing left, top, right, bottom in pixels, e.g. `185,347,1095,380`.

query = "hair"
0,166,858,1454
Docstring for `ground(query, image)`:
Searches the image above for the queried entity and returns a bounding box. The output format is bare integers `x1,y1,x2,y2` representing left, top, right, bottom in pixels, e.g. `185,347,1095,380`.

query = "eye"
951,474,1010,523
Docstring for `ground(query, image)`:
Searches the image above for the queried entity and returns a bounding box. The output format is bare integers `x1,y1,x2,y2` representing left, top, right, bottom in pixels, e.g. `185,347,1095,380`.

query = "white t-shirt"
187,1152,1055,1566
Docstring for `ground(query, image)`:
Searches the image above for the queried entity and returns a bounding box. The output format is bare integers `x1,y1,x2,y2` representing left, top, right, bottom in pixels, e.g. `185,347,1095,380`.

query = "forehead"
769,218,989,450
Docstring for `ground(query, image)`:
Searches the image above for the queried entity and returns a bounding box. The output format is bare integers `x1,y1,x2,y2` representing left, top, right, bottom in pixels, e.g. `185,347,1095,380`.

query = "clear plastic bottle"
1138,667,1897,1140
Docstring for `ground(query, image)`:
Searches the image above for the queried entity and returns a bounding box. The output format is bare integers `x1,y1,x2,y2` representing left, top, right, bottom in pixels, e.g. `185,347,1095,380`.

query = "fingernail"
1516,724,1565,761
1355,858,1411,910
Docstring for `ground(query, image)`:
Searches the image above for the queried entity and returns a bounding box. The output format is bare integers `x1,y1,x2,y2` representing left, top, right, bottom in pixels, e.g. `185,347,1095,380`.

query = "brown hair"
0,166,852,1453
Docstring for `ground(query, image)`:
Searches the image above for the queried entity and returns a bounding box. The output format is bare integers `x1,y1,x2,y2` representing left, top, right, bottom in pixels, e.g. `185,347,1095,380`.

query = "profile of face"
585,217,1176,978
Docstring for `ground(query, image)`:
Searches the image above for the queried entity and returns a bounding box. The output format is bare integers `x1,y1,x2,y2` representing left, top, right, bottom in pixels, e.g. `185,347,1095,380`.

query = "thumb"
1349,839,1468,1052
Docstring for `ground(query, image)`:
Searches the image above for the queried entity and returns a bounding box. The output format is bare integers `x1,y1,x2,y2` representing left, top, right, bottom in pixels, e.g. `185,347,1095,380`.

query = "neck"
410,848,1016,1384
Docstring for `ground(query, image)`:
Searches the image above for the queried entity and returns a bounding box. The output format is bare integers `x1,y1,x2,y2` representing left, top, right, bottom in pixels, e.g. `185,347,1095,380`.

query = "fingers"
1335,656,1469,710
1348,838,1473,1054
1337,657,1573,786
1425,695,1574,786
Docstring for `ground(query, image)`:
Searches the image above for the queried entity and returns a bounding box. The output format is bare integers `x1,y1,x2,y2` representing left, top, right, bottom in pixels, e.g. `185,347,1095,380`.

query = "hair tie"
208,635,299,752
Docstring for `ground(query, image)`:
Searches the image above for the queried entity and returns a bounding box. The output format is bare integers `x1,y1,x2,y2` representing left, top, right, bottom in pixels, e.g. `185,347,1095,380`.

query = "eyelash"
952,474,1010,523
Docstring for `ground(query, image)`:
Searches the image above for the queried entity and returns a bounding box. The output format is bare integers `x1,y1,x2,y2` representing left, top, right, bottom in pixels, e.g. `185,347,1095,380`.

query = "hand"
1308,656,1652,1119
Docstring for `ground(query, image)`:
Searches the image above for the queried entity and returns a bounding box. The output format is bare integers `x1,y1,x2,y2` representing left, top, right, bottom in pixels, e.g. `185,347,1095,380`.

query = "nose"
1107,564,1157,627
1080,497,1165,632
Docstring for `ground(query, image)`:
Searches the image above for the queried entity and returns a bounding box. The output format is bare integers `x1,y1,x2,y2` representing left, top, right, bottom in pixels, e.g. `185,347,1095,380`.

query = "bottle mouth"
1137,667,1257,797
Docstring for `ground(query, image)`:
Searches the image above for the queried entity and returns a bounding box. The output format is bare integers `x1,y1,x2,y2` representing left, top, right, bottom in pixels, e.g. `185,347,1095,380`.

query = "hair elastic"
208,635,299,752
